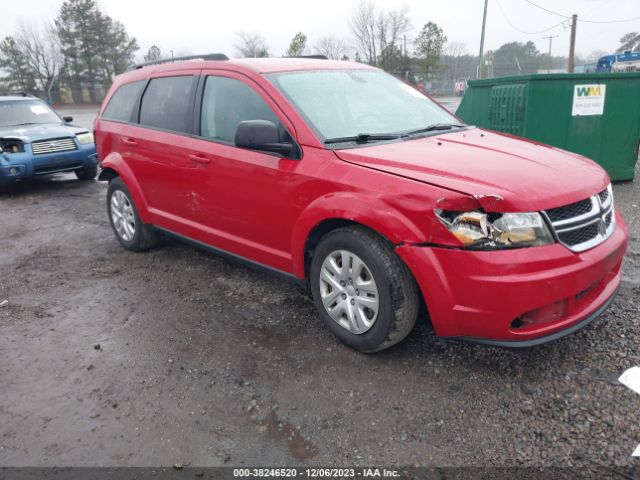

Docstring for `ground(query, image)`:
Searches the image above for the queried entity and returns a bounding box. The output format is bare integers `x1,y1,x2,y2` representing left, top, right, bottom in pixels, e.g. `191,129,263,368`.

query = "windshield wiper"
404,123,466,136
324,132,406,145
13,122,48,126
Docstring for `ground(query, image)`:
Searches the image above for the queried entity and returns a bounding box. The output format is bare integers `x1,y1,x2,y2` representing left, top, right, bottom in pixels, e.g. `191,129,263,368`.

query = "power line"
497,0,568,35
524,0,568,19
523,0,640,24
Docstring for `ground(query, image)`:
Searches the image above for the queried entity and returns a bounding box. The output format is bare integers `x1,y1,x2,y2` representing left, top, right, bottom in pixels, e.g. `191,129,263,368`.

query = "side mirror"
235,120,293,156
63,116,73,123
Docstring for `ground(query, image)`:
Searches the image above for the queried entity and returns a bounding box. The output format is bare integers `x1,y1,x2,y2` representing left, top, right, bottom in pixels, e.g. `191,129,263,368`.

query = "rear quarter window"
102,80,145,122
139,76,196,133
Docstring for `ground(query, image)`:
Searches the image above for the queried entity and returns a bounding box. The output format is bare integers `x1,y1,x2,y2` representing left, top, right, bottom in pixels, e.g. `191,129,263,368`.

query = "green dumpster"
455,72,640,181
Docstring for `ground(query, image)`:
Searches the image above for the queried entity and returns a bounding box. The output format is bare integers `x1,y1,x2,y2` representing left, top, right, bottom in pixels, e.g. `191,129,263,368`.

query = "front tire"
75,165,98,181
107,177,158,251
310,226,420,353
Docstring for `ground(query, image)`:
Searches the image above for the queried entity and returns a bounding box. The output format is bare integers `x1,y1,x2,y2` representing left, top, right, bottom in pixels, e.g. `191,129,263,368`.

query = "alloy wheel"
319,249,380,334
110,190,136,242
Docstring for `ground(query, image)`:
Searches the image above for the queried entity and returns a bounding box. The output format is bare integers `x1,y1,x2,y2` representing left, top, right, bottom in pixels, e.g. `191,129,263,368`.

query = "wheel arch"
291,193,427,279
303,218,361,277
99,152,152,223
98,167,118,182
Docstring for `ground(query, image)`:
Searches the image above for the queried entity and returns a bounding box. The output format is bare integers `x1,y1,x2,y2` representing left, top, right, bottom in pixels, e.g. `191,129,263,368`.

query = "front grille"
599,188,609,204
31,137,77,155
557,222,600,247
545,198,593,222
543,185,615,253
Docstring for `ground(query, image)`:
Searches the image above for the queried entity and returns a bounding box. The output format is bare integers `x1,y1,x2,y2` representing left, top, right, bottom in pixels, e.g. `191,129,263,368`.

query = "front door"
183,72,303,272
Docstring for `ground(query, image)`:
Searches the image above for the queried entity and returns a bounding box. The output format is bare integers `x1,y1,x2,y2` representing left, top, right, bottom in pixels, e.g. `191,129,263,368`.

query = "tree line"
229,1,638,92
2,0,638,103
0,0,137,104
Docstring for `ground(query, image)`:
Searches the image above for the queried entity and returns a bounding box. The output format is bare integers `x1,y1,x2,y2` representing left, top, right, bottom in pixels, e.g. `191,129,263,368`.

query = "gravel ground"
0,107,638,471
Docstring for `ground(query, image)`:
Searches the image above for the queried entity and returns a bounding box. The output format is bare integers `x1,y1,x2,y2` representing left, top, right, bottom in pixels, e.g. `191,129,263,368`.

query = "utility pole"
478,0,489,79
568,14,577,73
543,34,558,73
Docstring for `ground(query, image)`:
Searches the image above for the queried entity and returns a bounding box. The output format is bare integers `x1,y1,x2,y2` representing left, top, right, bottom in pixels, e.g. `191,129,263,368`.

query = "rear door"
131,71,199,221
97,78,146,180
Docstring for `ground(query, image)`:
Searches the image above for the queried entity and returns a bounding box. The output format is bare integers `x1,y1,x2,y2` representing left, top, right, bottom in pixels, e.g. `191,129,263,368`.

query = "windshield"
267,69,460,143
0,99,62,127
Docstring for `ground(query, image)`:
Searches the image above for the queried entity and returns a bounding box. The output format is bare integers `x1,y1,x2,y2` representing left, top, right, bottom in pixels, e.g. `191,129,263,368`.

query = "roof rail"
134,53,229,70
284,55,328,60
0,91,34,97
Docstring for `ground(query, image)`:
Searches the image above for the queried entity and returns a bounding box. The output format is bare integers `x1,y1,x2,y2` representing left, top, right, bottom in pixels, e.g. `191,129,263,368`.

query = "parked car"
0,93,98,185
94,56,628,352
596,50,640,72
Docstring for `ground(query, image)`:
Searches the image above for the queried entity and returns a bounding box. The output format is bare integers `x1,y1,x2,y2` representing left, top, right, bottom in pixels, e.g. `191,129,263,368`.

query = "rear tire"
107,177,158,251
75,165,98,181
310,225,420,353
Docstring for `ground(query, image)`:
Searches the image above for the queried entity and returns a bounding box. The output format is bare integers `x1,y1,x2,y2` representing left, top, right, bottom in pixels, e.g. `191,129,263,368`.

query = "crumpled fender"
290,192,428,278
435,193,506,212
99,152,152,224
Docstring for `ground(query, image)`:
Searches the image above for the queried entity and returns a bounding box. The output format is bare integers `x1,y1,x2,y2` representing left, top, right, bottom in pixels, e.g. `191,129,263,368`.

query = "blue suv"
0,93,98,185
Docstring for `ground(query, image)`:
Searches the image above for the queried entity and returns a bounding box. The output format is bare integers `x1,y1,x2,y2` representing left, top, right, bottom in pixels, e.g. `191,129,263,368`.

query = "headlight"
435,210,554,249
76,132,94,145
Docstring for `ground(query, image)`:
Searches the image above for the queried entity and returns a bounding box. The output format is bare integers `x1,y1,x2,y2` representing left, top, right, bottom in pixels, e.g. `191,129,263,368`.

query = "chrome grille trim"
548,197,599,228
31,137,77,155
542,184,615,253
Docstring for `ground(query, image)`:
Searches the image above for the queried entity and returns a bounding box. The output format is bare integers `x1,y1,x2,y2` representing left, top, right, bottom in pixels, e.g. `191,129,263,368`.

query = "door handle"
121,137,138,147
189,154,211,165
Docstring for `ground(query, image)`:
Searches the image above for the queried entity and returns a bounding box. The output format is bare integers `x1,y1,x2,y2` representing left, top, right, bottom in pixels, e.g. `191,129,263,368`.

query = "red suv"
94,56,628,352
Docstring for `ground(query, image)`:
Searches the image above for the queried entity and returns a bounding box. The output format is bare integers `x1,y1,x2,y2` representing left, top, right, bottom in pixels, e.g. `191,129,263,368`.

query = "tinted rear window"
102,80,145,122
139,76,195,133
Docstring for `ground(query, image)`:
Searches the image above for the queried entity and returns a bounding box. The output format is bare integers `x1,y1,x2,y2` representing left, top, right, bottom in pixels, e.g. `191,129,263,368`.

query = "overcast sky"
2,0,639,61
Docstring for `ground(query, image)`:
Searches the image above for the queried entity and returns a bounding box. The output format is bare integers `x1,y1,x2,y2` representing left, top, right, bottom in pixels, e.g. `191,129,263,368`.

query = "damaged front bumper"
395,210,628,346
0,144,98,184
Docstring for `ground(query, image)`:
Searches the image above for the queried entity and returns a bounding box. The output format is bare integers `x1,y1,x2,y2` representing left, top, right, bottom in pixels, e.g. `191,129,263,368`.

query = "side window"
102,80,145,122
200,76,282,144
139,76,195,133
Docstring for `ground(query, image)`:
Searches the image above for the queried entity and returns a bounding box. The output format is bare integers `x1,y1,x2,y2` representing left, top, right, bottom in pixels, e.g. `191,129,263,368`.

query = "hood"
0,123,88,143
334,128,609,212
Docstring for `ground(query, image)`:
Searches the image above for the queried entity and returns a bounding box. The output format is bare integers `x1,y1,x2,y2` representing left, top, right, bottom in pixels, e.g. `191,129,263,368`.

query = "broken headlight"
435,210,554,249
0,138,24,153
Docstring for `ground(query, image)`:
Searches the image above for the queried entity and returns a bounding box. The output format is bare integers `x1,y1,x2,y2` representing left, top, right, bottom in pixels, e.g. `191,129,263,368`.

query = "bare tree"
376,5,411,72
350,1,410,71
144,45,162,62
313,36,351,60
12,22,63,103
443,41,467,76
234,31,270,58
442,41,469,93
350,1,377,65
444,41,467,59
